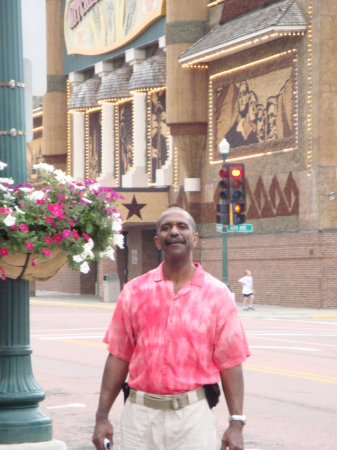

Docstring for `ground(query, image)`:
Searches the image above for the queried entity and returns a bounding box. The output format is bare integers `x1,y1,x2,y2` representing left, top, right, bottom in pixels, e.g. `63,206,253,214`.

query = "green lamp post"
218,138,230,289
0,0,52,443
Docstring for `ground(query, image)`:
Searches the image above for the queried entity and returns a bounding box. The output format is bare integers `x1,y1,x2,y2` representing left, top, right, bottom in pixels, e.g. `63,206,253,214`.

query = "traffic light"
228,164,246,224
217,164,230,224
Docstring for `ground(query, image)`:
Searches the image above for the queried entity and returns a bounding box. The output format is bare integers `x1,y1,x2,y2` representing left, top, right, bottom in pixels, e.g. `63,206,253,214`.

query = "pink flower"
10,225,17,230
73,230,79,239
68,219,74,227
0,248,9,257
45,216,54,223
54,233,63,242
42,248,52,257
62,229,72,239
37,199,46,205
25,242,34,251
44,236,53,244
31,258,36,267
19,224,29,232
82,232,90,241
60,214,66,220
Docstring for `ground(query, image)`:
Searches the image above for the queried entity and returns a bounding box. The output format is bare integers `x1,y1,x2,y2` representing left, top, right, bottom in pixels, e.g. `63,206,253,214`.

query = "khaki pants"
120,397,217,450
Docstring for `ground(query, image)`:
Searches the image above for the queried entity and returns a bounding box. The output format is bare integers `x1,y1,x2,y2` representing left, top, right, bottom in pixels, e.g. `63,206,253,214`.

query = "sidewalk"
31,290,337,319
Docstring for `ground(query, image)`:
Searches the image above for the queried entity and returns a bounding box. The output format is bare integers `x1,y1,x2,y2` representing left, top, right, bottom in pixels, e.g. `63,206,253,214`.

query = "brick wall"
198,230,337,309
35,264,81,294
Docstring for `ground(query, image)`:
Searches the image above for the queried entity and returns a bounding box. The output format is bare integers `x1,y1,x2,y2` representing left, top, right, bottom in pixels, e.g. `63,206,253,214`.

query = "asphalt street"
28,291,337,450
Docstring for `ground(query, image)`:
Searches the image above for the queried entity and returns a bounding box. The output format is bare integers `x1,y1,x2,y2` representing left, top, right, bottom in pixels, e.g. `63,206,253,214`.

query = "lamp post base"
0,440,66,450
0,407,52,444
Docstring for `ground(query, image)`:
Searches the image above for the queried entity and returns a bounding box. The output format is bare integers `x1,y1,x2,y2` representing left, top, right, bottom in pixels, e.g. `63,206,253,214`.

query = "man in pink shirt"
92,207,250,450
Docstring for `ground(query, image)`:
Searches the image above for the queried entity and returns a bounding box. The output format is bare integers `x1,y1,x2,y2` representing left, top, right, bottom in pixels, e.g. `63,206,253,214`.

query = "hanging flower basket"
1,246,68,282
0,161,124,282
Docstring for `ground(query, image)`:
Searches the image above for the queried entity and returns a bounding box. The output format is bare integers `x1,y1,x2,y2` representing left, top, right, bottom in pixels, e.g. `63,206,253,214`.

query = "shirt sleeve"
103,289,135,362
213,294,250,371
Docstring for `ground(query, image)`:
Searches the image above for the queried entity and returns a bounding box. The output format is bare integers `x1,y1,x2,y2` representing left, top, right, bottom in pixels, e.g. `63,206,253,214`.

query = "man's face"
238,83,249,116
257,106,266,141
154,209,198,260
267,103,277,135
248,93,257,123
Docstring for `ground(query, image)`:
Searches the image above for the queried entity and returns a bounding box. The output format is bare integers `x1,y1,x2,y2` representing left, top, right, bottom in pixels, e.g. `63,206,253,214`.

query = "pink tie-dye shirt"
104,263,250,395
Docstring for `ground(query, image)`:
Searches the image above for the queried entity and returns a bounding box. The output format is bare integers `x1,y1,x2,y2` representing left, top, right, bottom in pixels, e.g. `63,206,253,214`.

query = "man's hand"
221,423,244,450
92,418,113,449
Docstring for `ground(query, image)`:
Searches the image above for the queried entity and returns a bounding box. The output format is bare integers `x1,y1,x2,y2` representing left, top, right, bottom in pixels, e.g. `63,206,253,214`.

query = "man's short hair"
156,207,196,233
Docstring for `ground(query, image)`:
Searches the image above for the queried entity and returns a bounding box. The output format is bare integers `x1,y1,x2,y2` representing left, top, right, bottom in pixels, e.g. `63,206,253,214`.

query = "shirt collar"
154,262,204,287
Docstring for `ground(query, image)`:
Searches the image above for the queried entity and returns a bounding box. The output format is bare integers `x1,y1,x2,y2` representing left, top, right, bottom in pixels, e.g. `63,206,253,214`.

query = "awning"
96,67,133,103
179,0,307,65
68,78,101,110
129,53,166,91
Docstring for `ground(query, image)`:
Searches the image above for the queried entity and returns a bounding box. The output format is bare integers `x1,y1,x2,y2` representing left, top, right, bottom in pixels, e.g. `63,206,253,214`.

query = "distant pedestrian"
238,270,255,311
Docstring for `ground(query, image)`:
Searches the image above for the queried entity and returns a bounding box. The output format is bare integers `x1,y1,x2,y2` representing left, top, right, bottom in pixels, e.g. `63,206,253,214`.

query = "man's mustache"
165,237,185,245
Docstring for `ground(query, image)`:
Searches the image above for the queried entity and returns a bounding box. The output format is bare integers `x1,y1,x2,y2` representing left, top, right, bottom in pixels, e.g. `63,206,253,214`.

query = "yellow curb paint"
243,364,337,384
313,315,337,319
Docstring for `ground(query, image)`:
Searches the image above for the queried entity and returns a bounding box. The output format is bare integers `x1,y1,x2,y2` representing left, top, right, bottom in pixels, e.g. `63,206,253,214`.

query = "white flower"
70,183,86,190
112,218,122,232
3,214,16,227
0,161,8,170
79,262,90,274
84,238,94,250
81,197,92,204
33,162,54,173
73,255,83,263
28,190,45,202
100,246,115,260
19,187,33,193
14,206,25,214
0,177,13,184
89,183,100,192
80,249,94,260
0,184,9,192
113,233,124,249
53,169,68,183
3,192,15,200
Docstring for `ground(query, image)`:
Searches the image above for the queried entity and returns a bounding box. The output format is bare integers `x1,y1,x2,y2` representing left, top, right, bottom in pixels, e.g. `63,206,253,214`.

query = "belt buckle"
171,398,180,410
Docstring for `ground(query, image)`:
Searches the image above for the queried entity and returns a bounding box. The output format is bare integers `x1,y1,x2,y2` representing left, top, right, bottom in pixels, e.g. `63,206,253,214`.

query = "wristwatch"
228,415,246,425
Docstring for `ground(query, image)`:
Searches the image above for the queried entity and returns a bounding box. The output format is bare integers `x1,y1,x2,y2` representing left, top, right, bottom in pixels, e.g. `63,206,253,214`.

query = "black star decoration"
123,195,147,220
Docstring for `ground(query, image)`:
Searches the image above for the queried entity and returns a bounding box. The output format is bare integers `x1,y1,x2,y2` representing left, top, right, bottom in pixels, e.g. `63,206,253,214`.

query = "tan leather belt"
129,388,206,410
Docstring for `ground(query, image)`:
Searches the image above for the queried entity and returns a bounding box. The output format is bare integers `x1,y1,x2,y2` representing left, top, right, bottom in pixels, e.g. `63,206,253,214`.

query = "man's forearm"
95,354,129,420
220,364,244,415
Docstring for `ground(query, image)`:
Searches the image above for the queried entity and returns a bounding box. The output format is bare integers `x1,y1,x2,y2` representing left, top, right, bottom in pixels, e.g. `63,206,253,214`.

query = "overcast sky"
22,0,46,96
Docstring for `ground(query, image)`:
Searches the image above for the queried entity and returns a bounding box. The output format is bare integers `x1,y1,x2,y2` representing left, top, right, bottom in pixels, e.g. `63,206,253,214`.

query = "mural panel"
88,110,102,179
212,54,296,160
118,101,133,181
150,89,168,183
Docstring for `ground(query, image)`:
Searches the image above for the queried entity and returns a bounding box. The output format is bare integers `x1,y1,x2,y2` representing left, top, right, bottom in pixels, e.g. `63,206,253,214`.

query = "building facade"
30,0,337,308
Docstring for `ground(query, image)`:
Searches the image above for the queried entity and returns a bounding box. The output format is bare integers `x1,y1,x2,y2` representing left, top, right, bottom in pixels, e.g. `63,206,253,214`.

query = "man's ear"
192,232,199,248
154,235,161,250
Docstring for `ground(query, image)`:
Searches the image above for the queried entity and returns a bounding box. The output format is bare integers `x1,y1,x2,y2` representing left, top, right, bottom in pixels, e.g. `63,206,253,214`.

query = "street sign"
227,224,253,232
216,223,224,233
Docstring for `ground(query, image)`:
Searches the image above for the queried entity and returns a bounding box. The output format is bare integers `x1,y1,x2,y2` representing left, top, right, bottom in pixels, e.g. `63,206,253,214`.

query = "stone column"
42,0,67,170
122,49,148,187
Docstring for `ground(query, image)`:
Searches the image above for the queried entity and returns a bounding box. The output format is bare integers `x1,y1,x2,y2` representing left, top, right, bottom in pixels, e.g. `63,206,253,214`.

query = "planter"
1,246,68,281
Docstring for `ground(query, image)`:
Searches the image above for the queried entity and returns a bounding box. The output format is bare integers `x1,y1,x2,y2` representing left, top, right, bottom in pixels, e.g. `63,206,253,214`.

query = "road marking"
54,339,107,348
250,346,321,352
244,364,337,384
47,403,86,410
30,300,116,309
248,335,337,349
247,332,337,337
39,335,104,340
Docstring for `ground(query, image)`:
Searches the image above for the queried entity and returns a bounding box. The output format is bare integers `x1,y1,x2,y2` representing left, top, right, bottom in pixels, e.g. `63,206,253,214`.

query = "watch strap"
228,414,246,425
